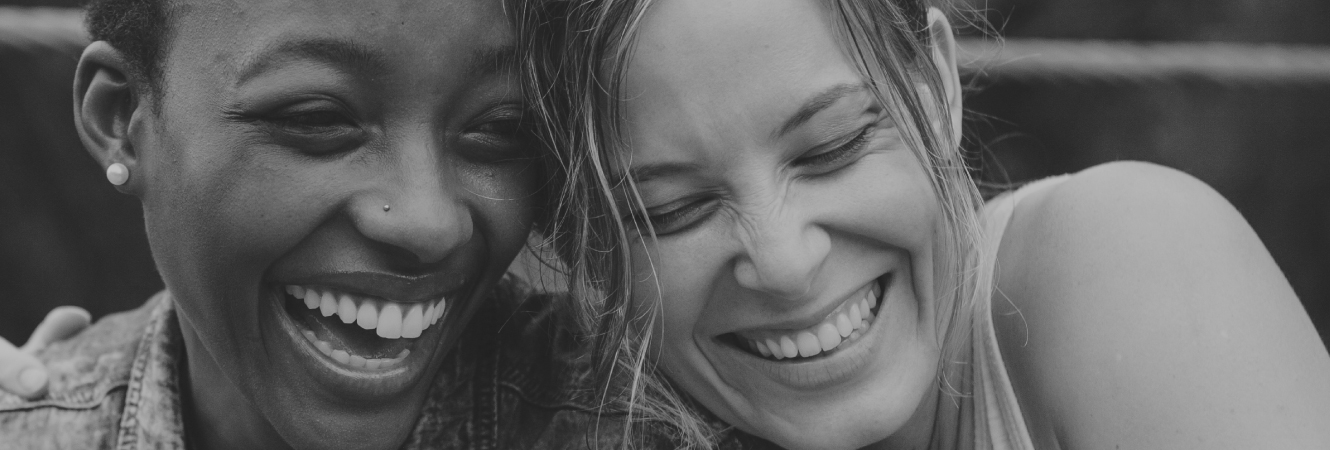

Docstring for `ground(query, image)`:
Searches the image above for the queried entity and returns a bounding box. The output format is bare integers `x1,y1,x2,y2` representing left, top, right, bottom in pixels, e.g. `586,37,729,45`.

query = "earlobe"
73,41,148,194
925,7,962,145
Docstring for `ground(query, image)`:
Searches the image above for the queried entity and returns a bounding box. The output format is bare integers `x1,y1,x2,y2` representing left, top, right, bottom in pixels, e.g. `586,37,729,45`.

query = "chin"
666,267,943,450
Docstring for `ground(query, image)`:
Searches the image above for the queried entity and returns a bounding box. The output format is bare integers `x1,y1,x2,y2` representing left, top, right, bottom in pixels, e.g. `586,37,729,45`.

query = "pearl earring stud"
106,163,129,186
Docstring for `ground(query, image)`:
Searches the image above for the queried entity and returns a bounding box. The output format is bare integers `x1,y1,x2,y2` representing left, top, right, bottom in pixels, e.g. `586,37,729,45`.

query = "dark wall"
0,0,78,7
0,8,163,343
967,0,1330,44
951,0,1330,342
963,60,1330,342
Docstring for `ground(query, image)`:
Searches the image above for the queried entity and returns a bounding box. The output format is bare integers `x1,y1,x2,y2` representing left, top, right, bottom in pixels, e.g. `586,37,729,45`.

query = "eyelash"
796,125,873,168
632,196,717,237
629,125,876,236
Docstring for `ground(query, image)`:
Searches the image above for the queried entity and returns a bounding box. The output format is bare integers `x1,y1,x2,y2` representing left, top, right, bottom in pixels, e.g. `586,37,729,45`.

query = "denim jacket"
0,277,769,449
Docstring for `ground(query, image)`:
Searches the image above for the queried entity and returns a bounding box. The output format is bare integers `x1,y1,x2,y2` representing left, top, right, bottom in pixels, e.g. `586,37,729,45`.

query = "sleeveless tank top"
969,175,1070,450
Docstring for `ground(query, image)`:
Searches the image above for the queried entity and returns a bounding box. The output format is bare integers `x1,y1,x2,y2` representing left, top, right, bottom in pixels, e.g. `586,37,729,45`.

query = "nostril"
732,222,831,296
350,195,472,266
733,258,816,299
733,258,762,290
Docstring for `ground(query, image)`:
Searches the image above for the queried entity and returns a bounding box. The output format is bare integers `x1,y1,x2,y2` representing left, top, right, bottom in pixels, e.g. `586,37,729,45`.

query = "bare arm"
993,161,1330,449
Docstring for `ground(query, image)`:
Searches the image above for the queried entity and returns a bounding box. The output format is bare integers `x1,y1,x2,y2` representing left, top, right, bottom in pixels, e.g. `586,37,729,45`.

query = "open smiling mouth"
280,285,447,371
723,274,890,362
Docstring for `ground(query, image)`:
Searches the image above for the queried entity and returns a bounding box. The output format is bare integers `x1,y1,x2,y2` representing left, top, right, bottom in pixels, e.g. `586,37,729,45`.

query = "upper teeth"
739,280,882,361
285,285,446,340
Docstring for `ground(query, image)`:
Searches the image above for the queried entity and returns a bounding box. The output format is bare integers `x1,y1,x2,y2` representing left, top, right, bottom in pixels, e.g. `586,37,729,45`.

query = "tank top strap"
971,175,1071,450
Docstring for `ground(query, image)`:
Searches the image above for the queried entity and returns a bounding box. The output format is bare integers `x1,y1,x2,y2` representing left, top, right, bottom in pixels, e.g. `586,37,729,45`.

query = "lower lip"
268,285,446,400
720,276,892,390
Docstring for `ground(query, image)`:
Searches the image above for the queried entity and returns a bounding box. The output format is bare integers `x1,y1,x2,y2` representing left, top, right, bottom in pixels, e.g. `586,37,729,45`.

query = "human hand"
0,307,92,399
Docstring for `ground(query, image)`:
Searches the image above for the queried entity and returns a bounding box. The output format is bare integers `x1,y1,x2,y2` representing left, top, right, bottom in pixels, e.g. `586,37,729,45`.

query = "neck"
179,315,291,450
868,353,974,450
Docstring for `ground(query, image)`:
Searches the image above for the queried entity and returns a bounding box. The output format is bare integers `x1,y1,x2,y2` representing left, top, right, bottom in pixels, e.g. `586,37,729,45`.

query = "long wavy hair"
523,0,991,447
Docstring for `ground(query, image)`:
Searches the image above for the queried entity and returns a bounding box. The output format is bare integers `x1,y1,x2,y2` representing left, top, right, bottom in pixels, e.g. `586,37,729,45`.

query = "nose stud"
383,204,391,212
106,163,129,186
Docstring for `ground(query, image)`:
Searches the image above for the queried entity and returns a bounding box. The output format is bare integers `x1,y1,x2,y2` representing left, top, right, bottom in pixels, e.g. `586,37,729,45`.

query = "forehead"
165,0,513,82
621,0,860,159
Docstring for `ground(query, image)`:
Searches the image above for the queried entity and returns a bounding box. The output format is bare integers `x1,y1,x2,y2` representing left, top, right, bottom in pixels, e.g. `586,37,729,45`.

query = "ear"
73,41,151,195
925,7,962,145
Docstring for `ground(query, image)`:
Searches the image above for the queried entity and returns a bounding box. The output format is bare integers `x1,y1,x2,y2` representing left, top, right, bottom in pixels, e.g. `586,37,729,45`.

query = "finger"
19,306,92,354
0,335,49,399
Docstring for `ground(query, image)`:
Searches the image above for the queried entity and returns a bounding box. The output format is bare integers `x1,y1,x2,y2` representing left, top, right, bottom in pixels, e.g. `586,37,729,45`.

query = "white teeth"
357,301,378,330
401,304,424,339
765,338,782,359
303,290,319,309
315,340,333,355
796,332,821,357
754,339,772,357
836,313,853,338
377,303,403,339
337,295,357,324
779,336,798,358
736,279,888,362
319,292,337,317
817,323,842,352
302,330,412,370
331,349,350,365
284,285,447,340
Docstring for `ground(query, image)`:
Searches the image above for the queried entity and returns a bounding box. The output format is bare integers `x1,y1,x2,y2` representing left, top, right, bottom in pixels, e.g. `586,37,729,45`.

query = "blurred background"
1,0,1327,346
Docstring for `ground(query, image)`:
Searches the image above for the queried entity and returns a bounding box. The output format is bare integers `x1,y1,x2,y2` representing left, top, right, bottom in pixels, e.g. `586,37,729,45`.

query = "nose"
349,151,472,265
732,208,831,300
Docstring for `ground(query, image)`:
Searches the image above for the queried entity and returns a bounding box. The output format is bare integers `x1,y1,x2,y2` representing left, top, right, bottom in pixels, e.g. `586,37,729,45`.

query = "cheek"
462,163,541,255
860,153,940,238
629,240,714,365
836,151,944,319
141,114,342,335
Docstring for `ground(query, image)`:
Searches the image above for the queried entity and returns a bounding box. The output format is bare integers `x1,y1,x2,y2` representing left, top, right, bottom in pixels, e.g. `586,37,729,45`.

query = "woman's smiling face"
117,0,537,446
619,0,949,447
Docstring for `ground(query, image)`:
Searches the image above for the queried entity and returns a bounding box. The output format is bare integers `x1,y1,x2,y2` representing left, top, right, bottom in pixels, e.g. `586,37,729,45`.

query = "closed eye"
631,196,720,237
795,125,873,169
270,110,355,130
235,102,366,155
460,105,535,163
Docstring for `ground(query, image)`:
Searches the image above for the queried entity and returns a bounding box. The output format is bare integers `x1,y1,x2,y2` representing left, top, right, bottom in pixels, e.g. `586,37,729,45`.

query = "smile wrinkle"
729,275,889,362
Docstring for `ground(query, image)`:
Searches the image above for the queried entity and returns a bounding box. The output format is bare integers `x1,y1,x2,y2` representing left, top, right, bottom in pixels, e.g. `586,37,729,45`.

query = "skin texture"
71,0,539,448
993,161,1330,449
618,1,959,448
618,0,1330,449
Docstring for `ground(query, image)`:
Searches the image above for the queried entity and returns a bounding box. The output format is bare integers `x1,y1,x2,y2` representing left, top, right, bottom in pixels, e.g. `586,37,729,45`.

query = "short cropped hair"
85,0,172,92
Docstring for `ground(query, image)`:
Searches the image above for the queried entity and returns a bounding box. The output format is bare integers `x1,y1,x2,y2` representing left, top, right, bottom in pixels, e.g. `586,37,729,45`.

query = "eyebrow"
621,161,702,185
238,37,518,83
773,83,869,138
466,44,518,77
238,38,387,84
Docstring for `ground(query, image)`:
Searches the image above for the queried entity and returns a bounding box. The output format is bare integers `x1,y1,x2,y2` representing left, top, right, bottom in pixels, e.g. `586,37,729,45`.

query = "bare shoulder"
991,161,1330,449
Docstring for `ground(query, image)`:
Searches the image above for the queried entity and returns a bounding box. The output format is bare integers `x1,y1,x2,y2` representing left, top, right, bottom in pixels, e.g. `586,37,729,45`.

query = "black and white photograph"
0,0,1328,448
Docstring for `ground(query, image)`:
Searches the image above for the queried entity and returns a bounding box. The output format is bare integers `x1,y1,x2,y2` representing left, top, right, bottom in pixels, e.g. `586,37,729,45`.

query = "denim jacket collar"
0,280,773,449
113,292,187,450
